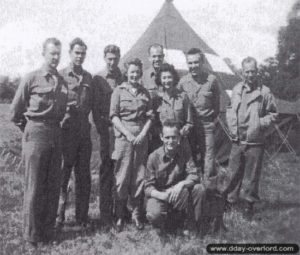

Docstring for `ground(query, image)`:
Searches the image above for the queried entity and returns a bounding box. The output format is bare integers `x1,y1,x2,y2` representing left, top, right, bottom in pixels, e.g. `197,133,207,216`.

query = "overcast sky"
0,0,296,76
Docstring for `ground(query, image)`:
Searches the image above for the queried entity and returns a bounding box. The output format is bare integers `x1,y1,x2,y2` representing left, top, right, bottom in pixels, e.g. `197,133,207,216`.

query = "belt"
27,118,60,126
196,115,215,122
121,120,146,126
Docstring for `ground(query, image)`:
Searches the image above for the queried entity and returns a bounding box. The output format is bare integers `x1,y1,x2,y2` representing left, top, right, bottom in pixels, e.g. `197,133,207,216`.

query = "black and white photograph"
0,0,299,254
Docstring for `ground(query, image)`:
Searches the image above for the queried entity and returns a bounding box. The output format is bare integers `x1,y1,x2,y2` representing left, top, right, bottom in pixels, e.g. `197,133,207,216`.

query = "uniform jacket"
59,65,93,131
156,88,193,130
144,145,199,197
92,68,123,133
10,67,68,128
226,81,278,144
110,82,154,138
178,72,220,121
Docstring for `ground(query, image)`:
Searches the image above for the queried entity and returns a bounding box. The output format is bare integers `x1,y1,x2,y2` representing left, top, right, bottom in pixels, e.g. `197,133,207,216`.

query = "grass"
0,103,299,254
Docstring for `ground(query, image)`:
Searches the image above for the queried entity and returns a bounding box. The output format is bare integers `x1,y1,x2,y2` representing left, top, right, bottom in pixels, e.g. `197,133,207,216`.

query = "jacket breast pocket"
135,97,149,113
157,105,169,123
174,101,184,121
120,98,134,112
195,91,213,110
31,86,54,110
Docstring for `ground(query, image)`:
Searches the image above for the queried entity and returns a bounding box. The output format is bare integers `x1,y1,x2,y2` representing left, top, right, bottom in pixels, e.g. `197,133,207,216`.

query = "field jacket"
226,82,278,145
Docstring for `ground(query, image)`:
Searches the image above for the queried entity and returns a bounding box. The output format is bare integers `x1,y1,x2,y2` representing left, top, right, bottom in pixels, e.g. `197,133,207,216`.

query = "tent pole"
274,123,297,156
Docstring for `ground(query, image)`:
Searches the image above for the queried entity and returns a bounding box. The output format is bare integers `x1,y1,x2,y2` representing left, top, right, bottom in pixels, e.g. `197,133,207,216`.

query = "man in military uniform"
224,57,277,217
145,119,206,233
56,38,94,228
179,48,220,187
10,38,68,246
92,45,123,226
142,43,165,153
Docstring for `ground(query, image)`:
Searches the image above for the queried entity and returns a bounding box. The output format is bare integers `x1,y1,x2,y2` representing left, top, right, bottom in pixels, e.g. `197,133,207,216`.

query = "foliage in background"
0,75,19,103
224,2,300,101
259,0,300,100
278,0,300,73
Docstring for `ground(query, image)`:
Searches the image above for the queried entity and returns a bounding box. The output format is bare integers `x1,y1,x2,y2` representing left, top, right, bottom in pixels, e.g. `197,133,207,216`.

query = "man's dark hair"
104,44,121,57
42,37,61,53
186,47,205,61
241,56,257,69
161,119,181,133
155,63,180,86
69,37,87,51
148,43,164,55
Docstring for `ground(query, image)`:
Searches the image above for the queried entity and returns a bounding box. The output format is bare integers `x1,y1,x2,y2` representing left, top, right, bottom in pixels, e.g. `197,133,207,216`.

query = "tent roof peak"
122,0,218,67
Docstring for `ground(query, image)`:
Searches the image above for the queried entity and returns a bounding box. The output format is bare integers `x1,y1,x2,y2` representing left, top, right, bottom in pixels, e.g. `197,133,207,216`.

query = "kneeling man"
144,119,206,232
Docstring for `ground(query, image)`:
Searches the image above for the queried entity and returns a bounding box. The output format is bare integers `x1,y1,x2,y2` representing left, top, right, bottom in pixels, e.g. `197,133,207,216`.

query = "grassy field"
0,103,299,255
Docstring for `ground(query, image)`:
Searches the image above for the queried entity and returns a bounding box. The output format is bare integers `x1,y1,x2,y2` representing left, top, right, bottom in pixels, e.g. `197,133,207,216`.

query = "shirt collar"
161,146,180,162
41,65,58,77
186,72,194,82
119,81,142,93
146,67,158,78
161,88,181,102
67,63,84,76
102,67,122,79
187,71,209,84
242,81,261,92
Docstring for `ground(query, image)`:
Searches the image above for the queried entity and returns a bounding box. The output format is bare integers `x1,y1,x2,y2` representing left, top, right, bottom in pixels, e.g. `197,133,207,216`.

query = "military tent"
121,0,240,110
121,0,300,163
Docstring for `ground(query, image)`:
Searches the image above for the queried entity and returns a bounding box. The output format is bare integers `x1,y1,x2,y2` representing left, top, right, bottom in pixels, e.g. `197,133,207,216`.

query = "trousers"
22,121,62,242
57,124,92,224
146,184,206,228
189,120,216,180
224,143,264,203
99,125,115,218
112,128,148,219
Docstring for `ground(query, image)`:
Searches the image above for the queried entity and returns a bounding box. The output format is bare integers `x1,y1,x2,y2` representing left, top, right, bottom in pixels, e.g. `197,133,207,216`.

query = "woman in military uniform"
110,58,153,231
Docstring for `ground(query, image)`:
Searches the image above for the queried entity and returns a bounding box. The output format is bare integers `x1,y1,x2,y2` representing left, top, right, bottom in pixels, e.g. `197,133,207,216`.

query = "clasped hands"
158,182,185,203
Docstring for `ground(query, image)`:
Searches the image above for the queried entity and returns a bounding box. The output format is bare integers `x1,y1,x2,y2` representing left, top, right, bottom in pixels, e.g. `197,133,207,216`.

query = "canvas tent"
121,0,240,111
121,0,300,163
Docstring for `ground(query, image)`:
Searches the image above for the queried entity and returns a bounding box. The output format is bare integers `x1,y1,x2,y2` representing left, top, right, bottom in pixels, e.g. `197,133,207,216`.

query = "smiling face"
161,126,181,153
149,46,164,70
104,52,120,73
69,44,86,67
242,61,258,85
160,71,175,90
186,53,203,77
127,64,142,85
43,42,61,69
